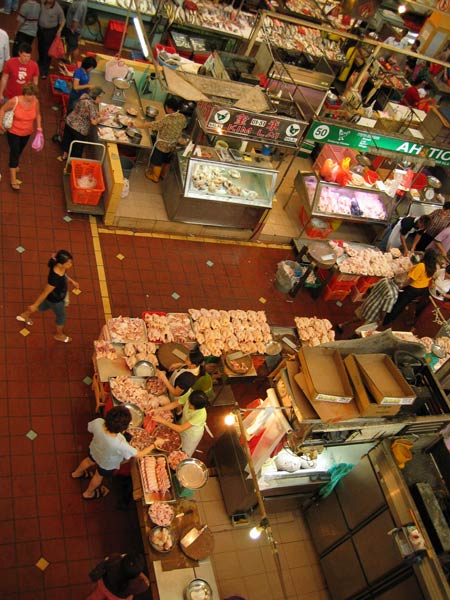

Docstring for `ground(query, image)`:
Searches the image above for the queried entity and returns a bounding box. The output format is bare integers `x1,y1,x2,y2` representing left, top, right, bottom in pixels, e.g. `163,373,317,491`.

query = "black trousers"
37,26,58,76
7,131,30,168
61,123,85,156
12,31,35,57
383,285,428,325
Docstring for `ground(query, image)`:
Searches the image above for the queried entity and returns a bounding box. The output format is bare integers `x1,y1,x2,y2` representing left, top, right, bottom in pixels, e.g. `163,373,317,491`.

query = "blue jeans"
38,299,66,326
3,0,19,12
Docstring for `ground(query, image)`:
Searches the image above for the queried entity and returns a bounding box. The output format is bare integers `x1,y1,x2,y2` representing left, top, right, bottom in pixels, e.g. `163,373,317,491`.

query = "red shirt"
402,86,420,108
3,57,39,99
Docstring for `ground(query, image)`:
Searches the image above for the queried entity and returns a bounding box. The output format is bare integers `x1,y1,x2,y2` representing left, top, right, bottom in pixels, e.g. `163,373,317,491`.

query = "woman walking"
58,86,104,161
37,0,65,79
383,249,438,326
16,249,78,343
0,81,42,190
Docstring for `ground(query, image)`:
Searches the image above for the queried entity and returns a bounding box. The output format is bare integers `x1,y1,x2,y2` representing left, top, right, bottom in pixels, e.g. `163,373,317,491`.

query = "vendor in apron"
167,347,205,379
156,370,196,402
152,390,209,457
144,96,187,184
385,214,430,256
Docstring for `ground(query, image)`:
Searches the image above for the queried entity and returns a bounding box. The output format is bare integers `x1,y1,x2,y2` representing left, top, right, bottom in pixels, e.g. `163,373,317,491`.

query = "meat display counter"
296,171,395,226
162,152,277,229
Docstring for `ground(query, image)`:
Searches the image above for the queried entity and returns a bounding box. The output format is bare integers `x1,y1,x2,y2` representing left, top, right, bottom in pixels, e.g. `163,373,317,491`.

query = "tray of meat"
94,340,120,361
153,425,182,452
107,317,147,344
168,450,188,470
142,311,172,343
127,427,154,450
148,501,175,526
139,454,175,504
167,313,196,343
110,376,160,414
146,376,167,396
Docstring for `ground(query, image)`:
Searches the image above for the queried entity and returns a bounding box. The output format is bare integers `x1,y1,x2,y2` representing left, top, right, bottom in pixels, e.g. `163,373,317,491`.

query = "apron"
180,400,206,457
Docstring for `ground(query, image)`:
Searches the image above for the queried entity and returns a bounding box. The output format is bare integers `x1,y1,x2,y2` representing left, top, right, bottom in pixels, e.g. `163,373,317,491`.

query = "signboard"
196,102,307,148
306,121,450,167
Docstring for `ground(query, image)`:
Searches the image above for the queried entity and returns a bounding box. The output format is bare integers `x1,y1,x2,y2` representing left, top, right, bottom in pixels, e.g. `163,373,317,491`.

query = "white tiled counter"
154,559,220,599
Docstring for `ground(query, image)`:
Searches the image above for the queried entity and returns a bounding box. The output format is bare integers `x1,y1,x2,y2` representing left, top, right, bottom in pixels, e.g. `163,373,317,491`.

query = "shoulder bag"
2,96,19,130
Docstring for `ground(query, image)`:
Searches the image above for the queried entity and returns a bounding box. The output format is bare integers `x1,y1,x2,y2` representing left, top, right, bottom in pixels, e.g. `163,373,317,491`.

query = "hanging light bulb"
398,4,407,13
224,413,236,426
249,526,263,540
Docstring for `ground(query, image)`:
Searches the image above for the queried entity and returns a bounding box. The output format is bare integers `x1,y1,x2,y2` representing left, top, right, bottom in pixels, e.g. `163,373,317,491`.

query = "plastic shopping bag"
32,129,45,152
48,35,66,60
104,56,129,82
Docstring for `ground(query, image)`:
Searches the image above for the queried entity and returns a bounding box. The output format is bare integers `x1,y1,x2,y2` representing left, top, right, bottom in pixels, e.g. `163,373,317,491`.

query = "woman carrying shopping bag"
37,0,65,79
0,81,42,190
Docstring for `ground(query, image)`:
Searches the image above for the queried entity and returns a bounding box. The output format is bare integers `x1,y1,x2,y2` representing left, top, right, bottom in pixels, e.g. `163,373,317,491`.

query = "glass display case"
162,152,277,229
297,171,394,224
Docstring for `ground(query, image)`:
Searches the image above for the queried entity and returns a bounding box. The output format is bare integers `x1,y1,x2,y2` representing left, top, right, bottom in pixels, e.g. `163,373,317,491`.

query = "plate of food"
153,425,182,452
149,526,176,553
127,426,153,449
148,502,175,526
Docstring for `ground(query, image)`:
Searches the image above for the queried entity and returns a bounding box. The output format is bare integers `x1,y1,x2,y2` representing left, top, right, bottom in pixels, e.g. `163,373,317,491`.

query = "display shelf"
297,171,394,225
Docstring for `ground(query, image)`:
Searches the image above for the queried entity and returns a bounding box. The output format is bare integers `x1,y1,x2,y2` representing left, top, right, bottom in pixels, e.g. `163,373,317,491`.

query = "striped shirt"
360,278,399,323
425,209,450,238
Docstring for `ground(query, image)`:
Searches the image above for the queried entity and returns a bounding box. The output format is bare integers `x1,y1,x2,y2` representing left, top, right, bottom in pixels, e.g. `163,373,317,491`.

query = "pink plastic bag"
32,129,44,152
48,35,65,60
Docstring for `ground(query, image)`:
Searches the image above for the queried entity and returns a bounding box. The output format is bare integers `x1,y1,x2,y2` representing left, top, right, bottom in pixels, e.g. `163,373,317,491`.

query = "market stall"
160,71,308,229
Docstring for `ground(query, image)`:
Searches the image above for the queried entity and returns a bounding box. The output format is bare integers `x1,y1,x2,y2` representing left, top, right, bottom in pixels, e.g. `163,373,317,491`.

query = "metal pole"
117,0,132,58
233,405,289,600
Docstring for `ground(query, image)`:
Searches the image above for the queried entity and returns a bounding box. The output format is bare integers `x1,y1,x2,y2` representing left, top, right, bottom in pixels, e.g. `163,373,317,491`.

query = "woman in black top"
87,552,150,599
16,249,78,343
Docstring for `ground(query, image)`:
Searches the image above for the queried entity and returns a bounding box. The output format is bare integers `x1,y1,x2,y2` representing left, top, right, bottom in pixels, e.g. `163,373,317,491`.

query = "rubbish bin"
119,156,134,179
275,260,303,293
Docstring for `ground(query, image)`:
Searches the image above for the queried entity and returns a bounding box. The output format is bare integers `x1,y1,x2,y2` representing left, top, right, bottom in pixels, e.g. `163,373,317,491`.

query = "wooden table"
131,460,201,572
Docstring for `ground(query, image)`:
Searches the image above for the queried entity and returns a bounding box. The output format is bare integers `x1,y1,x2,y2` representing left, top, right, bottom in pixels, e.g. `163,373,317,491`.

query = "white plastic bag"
121,178,130,198
104,56,129,82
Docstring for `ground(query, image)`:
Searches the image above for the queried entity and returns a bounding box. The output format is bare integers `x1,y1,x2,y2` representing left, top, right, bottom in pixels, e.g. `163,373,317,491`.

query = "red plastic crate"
356,276,380,294
193,52,210,64
70,160,105,205
328,273,358,291
104,20,128,51
152,43,176,60
323,284,351,302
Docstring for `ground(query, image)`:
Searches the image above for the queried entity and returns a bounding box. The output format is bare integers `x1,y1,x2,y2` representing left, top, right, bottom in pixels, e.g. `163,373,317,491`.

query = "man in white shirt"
0,28,10,73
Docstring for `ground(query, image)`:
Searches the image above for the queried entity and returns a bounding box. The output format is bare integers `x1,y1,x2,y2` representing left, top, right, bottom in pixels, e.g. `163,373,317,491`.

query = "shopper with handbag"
87,552,150,600
0,81,42,190
37,0,65,79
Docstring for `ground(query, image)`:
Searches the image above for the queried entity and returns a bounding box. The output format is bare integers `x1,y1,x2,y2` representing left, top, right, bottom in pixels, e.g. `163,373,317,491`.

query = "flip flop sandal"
16,315,33,326
71,470,92,480
57,156,66,162
54,335,72,343
10,183,21,191
83,486,110,501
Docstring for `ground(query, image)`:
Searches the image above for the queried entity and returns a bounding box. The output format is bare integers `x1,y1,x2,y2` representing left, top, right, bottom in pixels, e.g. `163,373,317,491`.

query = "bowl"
431,343,446,359
265,341,282,356
122,402,144,427
112,77,131,90
126,106,138,116
149,526,176,553
176,458,208,490
184,578,213,600
133,360,155,377
145,105,159,119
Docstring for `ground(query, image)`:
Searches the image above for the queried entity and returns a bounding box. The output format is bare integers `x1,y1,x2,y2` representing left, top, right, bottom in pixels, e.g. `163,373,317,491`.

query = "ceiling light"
224,413,236,426
133,17,149,58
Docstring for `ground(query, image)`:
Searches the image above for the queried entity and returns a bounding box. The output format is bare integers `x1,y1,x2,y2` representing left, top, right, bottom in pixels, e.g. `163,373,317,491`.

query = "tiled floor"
0,18,439,600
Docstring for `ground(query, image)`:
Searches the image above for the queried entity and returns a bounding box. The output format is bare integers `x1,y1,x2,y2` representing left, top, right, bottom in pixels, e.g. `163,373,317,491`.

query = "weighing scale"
111,77,131,104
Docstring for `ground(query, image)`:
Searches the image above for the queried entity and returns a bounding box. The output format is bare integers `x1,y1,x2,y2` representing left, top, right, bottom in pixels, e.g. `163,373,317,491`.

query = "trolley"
62,141,106,216
49,74,72,143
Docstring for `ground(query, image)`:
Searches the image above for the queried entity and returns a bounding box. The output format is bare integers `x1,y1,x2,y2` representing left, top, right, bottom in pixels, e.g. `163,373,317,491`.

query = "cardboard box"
298,347,353,403
354,354,416,405
284,360,318,421
344,355,400,417
295,372,360,421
